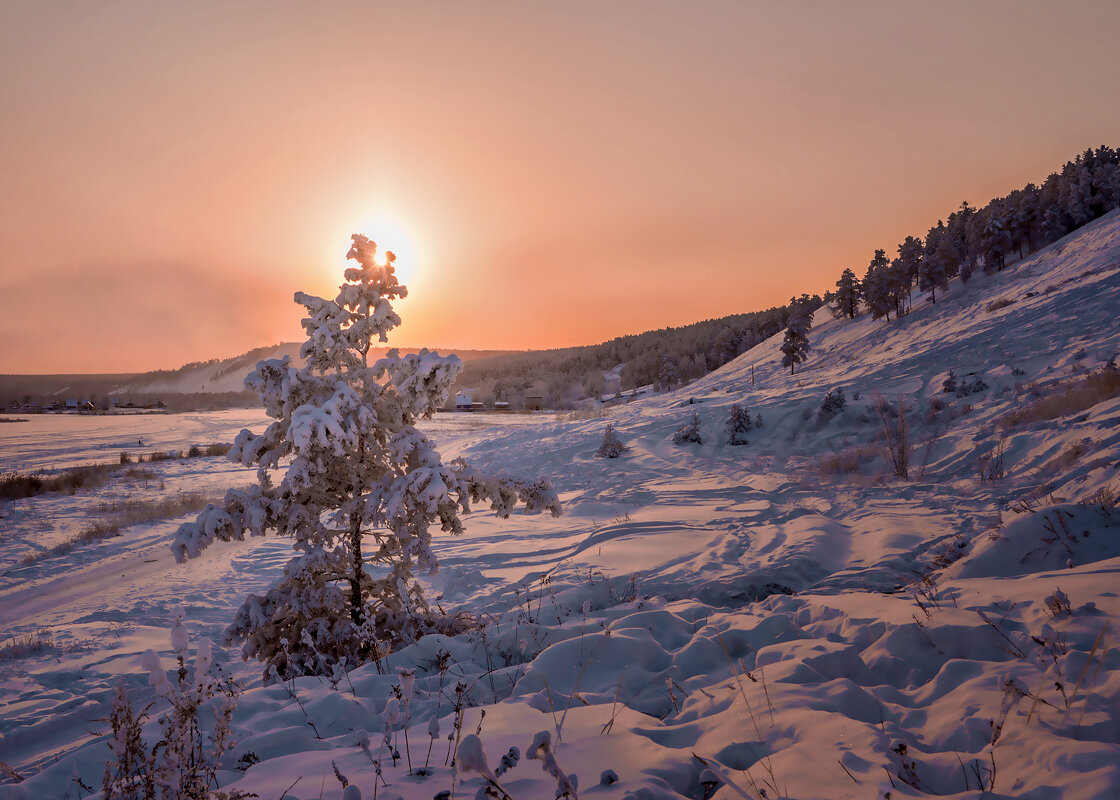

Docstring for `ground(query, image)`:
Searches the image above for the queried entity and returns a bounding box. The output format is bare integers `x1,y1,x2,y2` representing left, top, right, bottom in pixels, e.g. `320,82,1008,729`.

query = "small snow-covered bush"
672,412,703,445
956,375,989,397
818,387,846,420
102,616,245,800
725,404,752,445
941,370,958,394
173,235,561,682
595,424,628,458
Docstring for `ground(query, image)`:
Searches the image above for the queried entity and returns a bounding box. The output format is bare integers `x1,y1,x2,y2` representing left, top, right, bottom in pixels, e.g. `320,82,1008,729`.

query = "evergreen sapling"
172,235,561,682
595,424,628,458
725,404,752,445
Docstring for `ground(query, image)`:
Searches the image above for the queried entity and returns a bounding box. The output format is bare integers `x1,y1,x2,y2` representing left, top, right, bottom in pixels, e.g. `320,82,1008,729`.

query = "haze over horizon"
2,0,1119,374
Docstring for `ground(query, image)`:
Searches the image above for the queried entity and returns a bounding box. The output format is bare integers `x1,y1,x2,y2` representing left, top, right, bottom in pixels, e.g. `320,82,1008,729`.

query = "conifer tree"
833,268,861,320
595,423,628,458
862,249,893,321
780,295,813,374
918,241,949,303
658,354,681,392
725,404,752,445
172,235,561,681
980,203,1013,273
896,235,923,309
887,258,909,317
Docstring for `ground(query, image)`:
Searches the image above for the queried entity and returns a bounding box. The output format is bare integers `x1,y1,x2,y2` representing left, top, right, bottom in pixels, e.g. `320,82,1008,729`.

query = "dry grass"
0,443,232,501
0,464,117,500
985,297,1015,313
562,406,611,421
1041,439,1097,475
818,445,879,477
24,492,218,564
0,630,55,660
124,467,159,480
999,368,1120,429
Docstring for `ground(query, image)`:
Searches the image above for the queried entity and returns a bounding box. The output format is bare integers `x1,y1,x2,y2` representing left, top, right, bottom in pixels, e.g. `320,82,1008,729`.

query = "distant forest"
824,145,1120,324
449,303,813,409
452,145,1120,409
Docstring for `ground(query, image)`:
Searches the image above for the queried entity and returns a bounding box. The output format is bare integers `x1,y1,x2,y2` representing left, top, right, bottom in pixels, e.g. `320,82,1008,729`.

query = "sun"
330,210,423,292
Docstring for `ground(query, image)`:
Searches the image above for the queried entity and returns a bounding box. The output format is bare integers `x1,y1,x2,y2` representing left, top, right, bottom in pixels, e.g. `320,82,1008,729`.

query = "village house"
454,390,479,411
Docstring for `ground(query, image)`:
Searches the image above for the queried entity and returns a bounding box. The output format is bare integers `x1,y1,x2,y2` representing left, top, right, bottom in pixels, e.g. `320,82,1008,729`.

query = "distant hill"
0,345,519,409
113,344,519,396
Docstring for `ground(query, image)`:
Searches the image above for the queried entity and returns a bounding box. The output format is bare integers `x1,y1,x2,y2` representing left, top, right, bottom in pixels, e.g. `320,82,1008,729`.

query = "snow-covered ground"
2,213,1120,799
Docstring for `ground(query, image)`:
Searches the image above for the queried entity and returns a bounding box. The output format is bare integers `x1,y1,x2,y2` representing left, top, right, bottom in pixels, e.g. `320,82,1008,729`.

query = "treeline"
450,301,819,409
826,146,1120,322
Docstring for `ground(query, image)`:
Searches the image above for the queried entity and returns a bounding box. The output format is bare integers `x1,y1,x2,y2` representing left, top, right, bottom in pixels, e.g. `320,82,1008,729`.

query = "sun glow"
331,210,424,293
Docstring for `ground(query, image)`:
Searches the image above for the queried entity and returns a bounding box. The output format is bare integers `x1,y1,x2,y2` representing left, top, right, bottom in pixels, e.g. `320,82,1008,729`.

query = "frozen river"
0,409,558,473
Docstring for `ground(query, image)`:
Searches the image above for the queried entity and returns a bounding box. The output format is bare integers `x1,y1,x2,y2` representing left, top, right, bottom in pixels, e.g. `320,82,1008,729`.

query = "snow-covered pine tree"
946,201,976,279
595,423,628,458
672,412,704,445
980,203,1013,273
862,250,893,322
887,257,909,318
780,295,813,374
895,235,923,312
172,235,561,682
725,404,752,445
833,268,861,320
918,241,949,303
658,354,681,392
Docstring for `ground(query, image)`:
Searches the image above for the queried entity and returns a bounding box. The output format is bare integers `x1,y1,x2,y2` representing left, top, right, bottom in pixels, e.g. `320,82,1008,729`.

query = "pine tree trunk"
350,513,364,626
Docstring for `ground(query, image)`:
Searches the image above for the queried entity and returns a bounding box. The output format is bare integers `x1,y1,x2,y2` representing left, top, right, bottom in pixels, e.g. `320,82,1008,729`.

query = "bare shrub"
977,438,1008,483
1079,484,1117,511
203,443,232,457
1009,482,1058,514
985,297,1014,313
120,451,133,464
874,392,910,480
1000,368,1120,429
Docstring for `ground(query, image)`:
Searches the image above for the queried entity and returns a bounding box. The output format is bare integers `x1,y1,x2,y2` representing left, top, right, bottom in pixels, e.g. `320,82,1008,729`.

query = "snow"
3,212,1120,798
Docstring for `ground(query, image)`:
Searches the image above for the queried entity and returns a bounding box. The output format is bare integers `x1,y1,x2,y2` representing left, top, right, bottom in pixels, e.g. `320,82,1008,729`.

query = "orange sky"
2,1,1119,374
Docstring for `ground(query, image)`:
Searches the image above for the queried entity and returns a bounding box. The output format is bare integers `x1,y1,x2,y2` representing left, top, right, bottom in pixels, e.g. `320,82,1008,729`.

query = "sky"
2,0,1119,374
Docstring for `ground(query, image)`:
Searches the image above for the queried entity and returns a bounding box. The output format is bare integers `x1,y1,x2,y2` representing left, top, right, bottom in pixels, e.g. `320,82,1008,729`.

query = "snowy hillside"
2,212,1120,799
112,343,305,395
113,344,517,396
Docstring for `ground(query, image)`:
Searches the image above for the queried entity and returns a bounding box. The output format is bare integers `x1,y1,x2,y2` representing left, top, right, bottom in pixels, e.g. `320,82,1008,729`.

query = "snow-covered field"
3,213,1120,799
